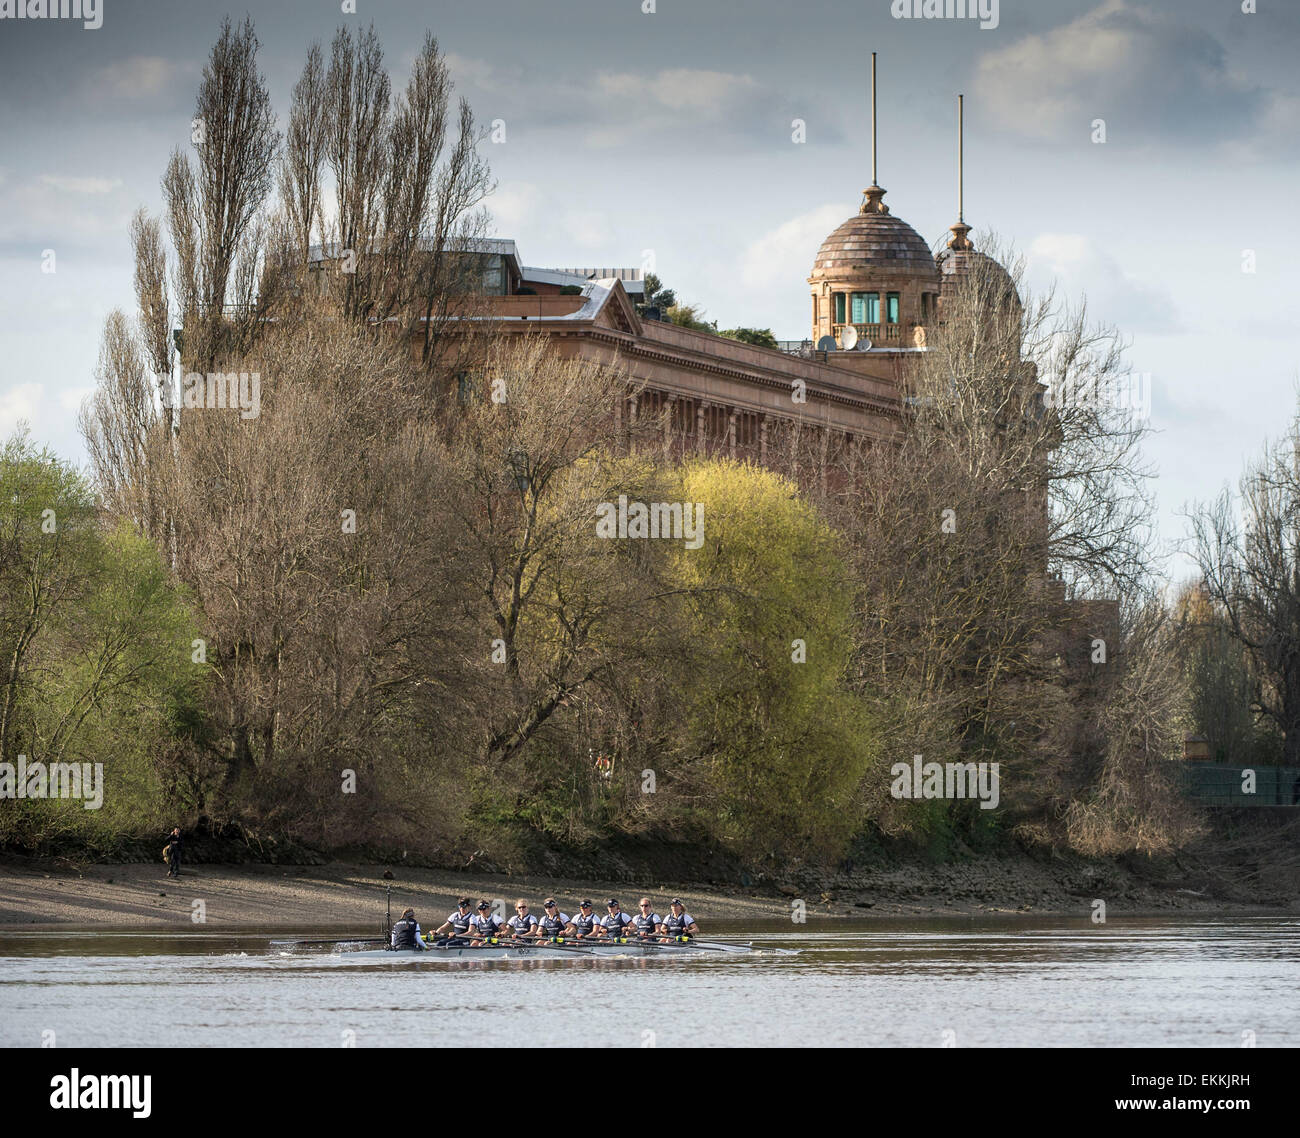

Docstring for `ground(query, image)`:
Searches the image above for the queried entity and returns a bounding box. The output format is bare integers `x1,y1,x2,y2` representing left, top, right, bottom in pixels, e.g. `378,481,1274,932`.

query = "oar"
429,936,603,955
607,936,745,953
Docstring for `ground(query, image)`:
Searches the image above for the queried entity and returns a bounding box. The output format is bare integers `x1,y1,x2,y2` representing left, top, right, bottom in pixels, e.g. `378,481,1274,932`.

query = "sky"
1,0,1297,582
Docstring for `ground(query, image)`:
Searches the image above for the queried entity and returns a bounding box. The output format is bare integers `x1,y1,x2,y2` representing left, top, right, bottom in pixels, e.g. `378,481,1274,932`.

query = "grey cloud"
973,0,1273,150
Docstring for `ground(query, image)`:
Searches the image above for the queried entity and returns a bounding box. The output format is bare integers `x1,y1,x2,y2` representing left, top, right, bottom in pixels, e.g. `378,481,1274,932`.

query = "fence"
1174,763,1300,807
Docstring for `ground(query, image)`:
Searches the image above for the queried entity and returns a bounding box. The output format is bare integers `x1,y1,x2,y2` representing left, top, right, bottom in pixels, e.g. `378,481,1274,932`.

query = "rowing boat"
331,939,762,961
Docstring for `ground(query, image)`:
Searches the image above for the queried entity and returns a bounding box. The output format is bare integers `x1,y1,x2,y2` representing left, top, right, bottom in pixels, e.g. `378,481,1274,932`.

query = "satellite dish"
856,337,872,352
839,324,858,350
816,335,837,352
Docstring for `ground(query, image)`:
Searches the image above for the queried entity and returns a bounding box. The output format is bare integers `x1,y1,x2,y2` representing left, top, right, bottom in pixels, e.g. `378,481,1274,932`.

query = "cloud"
973,0,1266,148
88,56,185,100
740,202,850,291
561,209,613,251
1028,232,1181,333
445,53,501,94
485,182,539,234
597,69,759,116
58,386,95,414
444,55,796,151
39,175,123,195
0,383,43,437
0,177,129,247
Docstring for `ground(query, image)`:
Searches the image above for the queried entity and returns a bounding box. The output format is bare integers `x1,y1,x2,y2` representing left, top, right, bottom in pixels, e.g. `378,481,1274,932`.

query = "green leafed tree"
657,458,878,859
719,327,779,349
0,431,204,847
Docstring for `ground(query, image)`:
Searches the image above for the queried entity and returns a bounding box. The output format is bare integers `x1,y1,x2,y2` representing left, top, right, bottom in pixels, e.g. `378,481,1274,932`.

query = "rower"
506,899,539,939
537,898,569,940
431,897,474,945
390,907,427,951
631,897,662,939
565,899,599,939
596,898,634,940
660,898,699,940
468,900,504,945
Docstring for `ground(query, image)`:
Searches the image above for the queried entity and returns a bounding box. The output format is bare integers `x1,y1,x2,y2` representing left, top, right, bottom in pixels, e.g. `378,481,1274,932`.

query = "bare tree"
325,22,390,321
1060,597,1202,856
280,42,328,260
808,242,1170,847
79,311,164,539
164,16,279,371
440,336,658,767
1190,404,1300,763
130,210,175,426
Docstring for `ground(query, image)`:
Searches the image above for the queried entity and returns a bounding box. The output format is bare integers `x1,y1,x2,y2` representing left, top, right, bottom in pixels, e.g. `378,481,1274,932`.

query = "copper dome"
937,246,1020,309
809,187,939,285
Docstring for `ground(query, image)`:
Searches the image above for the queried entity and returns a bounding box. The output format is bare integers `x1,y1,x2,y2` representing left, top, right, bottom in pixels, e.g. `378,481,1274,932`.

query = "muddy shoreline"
1,849,1294,927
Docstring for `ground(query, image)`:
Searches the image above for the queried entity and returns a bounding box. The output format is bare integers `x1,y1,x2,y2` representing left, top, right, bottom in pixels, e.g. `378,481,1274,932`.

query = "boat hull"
331,939,751,961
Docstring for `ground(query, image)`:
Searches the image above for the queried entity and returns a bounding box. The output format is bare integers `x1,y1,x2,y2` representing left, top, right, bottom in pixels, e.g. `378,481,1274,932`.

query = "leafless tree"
1190,403,1300,764
79,311,164,539
440,335,660,768
164,16,279,371
280,42,328,260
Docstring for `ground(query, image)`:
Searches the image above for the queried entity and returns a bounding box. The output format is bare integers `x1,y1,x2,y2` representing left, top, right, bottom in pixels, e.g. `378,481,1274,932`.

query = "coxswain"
564,899,599,939
506,899,539,939
660,898,699,940
631,897,662,939
596,898,634,939
431,898,475,945
391,907,427,951
537,898,570,940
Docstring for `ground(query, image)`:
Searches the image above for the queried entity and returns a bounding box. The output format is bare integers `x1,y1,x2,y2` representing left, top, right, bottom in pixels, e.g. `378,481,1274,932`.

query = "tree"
78,310,164,540
641,272,675,311
0,430,99,765
719,328,779,349
150,320,456,813
163,16,279,372
1173,583,1258,763
803,243,1171,849
296,25,494,371
0,431,200,848
1060,597,1202,856
664,303,716,333
439,336,660,770
1189,401,1300,764
655,458,877,857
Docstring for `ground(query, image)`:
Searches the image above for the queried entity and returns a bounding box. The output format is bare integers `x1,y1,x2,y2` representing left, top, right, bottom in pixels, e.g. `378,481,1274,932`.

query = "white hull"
332,939,753,961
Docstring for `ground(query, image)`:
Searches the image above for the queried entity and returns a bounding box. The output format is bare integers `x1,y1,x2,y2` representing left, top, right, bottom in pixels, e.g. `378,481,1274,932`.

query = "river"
2,916,1296,1048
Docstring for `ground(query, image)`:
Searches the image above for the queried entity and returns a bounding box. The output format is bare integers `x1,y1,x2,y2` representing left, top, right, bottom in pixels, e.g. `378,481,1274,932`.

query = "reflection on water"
1,917,1297,1047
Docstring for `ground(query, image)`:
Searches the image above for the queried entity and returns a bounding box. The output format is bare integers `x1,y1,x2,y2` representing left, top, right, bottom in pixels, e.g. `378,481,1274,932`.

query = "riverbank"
2,840,1296,926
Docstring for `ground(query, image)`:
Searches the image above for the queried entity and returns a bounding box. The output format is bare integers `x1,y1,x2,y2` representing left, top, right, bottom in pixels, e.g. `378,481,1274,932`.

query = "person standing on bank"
164,827,182,879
